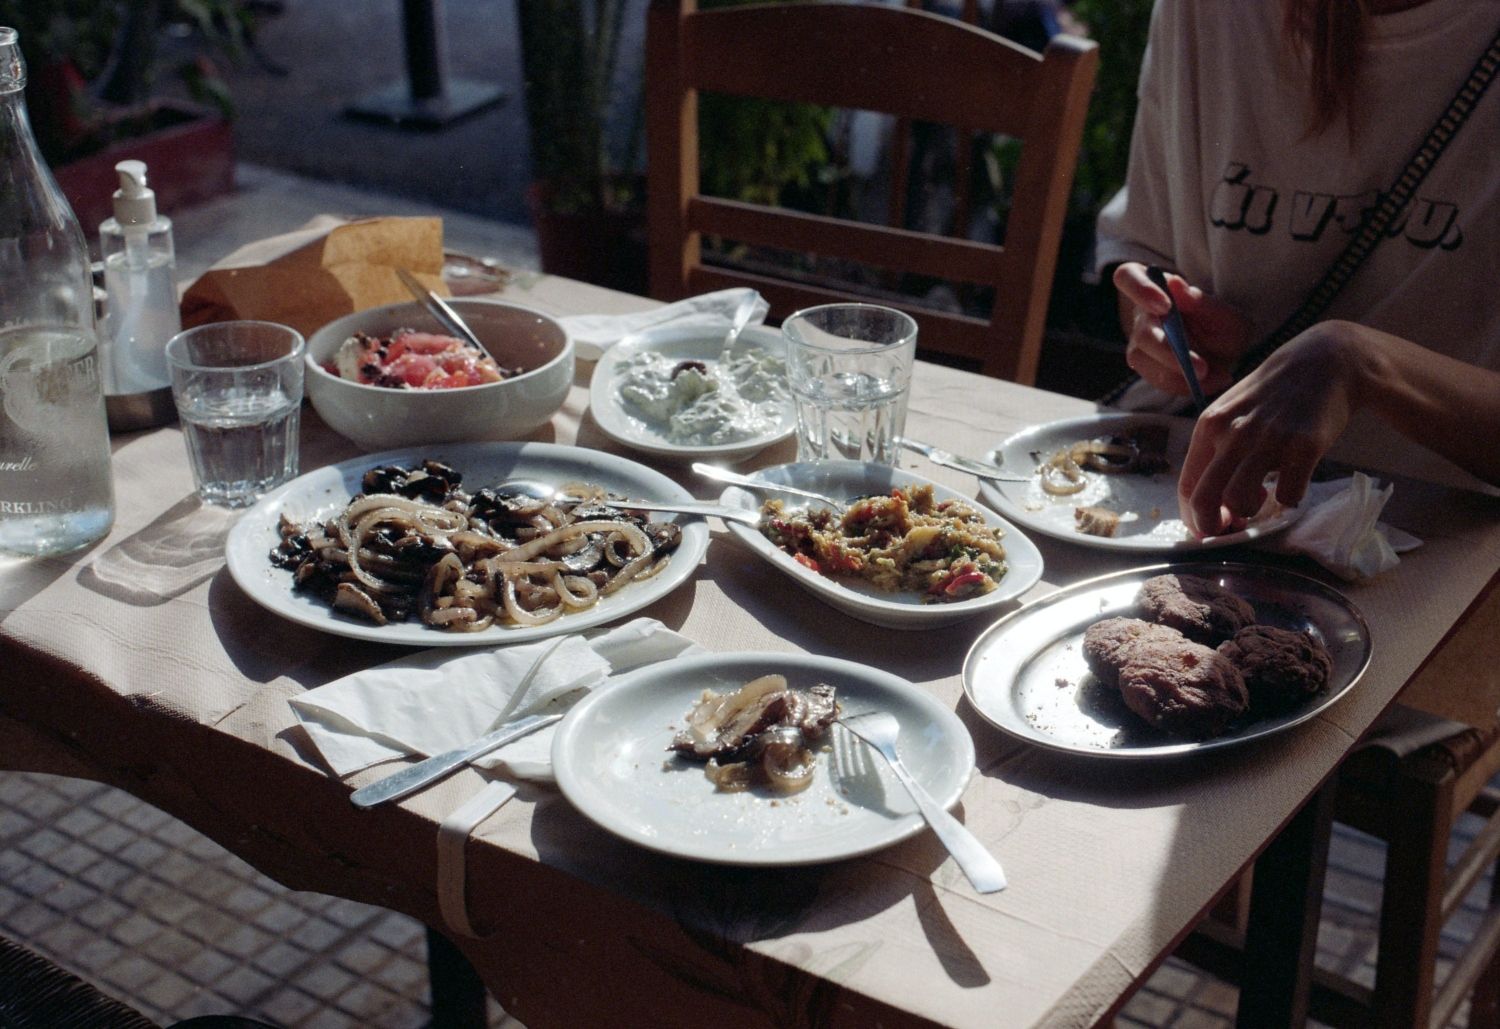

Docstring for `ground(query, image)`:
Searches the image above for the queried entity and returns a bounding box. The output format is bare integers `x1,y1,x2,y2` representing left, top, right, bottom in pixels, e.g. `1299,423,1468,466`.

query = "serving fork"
838,711,1007,893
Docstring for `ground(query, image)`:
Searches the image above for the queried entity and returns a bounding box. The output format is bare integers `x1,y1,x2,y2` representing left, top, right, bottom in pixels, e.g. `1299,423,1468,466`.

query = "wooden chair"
645,0,1098,382
0,931,277,1029
1175,584,1500,1027
1179,706,1500,1028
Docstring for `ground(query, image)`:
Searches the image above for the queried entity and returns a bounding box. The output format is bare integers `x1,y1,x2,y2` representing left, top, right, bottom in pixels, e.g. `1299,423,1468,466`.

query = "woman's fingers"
1114,262,1171,316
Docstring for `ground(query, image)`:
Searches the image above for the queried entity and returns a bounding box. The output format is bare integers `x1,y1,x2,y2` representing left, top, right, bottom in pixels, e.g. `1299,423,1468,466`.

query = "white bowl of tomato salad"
305,298,573,450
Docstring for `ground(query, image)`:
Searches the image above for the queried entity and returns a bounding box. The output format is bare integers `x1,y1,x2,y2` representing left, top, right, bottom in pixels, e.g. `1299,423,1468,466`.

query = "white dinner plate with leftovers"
717,461,1044,629
225,442,710,647
552,651,975,865
589,324,797,463
977,413,1302,551
962,561,1372,758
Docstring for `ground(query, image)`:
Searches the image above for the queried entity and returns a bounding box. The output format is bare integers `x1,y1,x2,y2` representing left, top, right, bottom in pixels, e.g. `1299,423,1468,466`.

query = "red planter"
526,181,649,297
52,103,235,232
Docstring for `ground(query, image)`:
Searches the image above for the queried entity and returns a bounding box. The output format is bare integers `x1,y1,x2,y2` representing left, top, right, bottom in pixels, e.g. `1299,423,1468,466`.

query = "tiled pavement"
1,767,1490,1027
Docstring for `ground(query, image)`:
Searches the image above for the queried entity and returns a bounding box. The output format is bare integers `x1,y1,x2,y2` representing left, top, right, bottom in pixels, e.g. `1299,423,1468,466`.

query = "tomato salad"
327,329,520,390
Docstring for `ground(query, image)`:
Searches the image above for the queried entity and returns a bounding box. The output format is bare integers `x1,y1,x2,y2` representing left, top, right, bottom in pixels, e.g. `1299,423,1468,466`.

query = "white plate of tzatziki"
588,324,797,463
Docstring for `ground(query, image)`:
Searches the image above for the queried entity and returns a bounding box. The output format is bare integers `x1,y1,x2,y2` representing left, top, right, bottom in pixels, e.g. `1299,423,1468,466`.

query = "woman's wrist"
1299,319,1383,411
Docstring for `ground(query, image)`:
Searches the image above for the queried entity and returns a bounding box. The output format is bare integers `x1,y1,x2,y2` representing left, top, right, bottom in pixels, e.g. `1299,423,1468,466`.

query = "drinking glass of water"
165,321,304,508
783,304,917,465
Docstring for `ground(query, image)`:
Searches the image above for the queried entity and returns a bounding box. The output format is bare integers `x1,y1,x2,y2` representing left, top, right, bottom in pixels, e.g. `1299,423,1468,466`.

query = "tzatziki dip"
616,348,789,446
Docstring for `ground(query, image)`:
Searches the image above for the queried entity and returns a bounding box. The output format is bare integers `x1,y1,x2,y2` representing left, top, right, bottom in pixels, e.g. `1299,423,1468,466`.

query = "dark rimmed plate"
961,561,1372,757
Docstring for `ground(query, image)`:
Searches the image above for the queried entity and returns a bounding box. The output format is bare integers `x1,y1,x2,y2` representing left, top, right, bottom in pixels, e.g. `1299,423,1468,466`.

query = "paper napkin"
1274,472,1422,581
560,287,769,361
290,618,702,783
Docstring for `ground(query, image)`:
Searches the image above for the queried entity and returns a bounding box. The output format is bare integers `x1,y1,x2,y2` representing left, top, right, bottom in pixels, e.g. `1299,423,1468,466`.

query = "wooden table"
3,274,1498,1028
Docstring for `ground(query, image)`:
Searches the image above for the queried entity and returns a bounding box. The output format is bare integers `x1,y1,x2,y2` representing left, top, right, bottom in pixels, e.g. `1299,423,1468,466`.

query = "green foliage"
516,0,632,215
696,0,832,209
0,0,251,163
699,95,831,207
1066,0,1154,218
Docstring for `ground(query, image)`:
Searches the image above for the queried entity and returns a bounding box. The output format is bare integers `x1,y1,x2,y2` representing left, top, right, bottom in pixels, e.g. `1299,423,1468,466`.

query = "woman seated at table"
1095,0,1500,537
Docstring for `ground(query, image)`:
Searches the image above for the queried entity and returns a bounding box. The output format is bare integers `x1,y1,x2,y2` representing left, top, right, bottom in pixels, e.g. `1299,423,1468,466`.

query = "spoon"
1145,265,1207,413
493,478,764,527
395,266,490,356
717,290,760,366
691,462,845,511
898,438,1029,482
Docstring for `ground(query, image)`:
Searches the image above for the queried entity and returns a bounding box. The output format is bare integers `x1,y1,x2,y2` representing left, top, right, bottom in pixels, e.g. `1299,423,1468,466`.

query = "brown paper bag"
180,216,447,337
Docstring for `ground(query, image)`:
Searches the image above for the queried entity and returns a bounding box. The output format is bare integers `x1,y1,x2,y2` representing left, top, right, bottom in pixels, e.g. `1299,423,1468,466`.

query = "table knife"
899,438,1029,482
350,712,562,809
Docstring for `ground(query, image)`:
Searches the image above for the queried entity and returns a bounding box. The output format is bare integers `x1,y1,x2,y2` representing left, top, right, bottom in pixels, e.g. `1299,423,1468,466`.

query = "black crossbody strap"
1235,22,1500,377
1100,22,1500,407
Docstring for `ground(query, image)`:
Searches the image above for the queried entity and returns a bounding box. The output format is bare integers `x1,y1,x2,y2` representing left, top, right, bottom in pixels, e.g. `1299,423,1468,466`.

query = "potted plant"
516,0,833,294
516,0,647,293
0,0,253,230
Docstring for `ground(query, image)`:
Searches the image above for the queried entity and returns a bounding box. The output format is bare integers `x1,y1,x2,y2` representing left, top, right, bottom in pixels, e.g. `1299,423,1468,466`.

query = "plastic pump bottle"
99,159,180,402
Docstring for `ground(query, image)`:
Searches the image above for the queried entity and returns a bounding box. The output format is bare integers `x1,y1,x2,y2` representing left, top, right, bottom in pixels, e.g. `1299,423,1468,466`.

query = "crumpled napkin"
290,618,702,783
1274,472,1422,580
559,287,769,361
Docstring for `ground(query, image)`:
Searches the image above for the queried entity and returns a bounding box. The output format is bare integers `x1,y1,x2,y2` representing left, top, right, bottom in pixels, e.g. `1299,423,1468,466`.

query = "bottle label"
0,454,37,472
0,329,111,519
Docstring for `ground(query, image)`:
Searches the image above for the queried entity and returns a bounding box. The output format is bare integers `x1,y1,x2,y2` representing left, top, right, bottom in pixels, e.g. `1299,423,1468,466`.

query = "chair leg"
1470,855,1500,1027
1236,781,1337,1028
1369,764,1453,1029
426,927,489,1029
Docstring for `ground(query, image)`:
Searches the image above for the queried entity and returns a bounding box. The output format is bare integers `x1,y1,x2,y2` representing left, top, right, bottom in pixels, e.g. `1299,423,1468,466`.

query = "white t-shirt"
1095,0,1500,486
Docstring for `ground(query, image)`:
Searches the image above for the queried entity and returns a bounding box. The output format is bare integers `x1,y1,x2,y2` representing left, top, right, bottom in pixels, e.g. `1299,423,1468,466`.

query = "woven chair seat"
0,932,160,1029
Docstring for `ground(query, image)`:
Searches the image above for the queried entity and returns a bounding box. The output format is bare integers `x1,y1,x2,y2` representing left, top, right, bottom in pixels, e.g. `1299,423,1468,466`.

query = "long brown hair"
1282,0,1369,135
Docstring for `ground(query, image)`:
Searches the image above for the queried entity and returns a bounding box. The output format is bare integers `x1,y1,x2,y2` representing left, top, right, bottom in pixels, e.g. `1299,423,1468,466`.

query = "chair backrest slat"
683,4,1047,137
688,197,1006,285
686,263,1000,366
647,0,1098,382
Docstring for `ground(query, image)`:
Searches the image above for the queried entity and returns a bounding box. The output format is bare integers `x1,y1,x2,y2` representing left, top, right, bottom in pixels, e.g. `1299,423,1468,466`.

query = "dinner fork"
837,712,1007,893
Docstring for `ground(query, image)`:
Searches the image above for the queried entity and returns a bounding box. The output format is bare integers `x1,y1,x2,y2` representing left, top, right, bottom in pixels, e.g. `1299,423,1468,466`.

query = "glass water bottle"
0,26,115,557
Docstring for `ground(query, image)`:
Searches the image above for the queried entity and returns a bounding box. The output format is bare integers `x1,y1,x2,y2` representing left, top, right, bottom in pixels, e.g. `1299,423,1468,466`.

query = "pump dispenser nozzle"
112,160,157,227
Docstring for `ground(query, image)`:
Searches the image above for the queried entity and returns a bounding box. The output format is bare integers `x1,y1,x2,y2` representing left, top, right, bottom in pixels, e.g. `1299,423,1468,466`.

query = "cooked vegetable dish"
759,484,1006,602
269,460,681,631
670,675,839,794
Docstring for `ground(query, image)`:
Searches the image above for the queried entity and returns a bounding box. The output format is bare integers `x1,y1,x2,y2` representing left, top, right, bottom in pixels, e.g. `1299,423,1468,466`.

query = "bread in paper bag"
179,216,447,337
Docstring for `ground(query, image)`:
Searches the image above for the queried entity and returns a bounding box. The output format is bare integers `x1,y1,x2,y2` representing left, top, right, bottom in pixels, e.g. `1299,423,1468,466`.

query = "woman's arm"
1178,319,1500,536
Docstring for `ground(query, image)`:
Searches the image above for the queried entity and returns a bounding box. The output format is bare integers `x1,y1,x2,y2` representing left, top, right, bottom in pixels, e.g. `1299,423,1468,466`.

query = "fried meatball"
1082,617,1185,686
1115,635,1248,739
1218,624,1334,714
1137,573,1257,644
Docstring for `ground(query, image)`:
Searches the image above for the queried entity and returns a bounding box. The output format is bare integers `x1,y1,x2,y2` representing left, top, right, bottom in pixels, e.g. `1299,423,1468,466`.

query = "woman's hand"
1113,263,1253,396
1177,322,1366,537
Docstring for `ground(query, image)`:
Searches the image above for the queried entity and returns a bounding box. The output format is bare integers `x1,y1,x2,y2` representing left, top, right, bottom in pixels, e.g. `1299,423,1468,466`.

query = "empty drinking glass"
165,321,304,508
783,304,917,465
